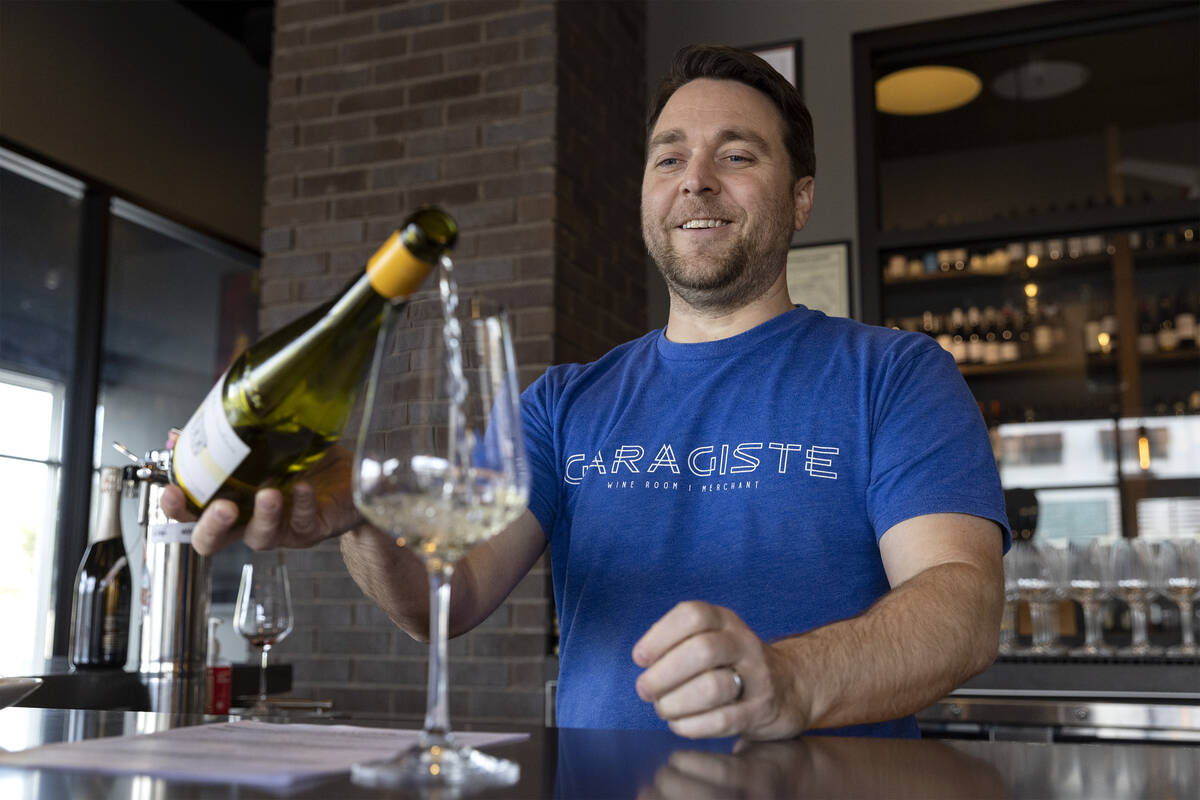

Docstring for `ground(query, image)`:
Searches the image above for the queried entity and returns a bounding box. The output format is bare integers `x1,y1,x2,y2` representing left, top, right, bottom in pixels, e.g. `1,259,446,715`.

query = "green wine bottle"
170,207,458,518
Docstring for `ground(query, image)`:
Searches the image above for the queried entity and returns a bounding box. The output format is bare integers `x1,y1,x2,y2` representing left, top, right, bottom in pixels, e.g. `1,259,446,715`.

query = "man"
166,45,1008,739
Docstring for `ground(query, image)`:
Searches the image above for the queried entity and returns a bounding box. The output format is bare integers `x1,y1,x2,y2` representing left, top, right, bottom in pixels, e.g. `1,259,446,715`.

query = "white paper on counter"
0,720,529,789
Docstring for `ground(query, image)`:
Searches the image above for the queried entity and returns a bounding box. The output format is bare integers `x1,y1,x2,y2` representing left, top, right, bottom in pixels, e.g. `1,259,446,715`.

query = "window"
0,371,63,675
0,143,258,666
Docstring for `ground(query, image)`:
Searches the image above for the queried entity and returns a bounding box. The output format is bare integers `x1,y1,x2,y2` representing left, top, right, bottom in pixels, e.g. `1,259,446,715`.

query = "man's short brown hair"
647,44,815,181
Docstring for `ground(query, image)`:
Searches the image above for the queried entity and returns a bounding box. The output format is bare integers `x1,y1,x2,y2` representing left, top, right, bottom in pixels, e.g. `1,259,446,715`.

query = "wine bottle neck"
367,229,437,299
239,272,387,415
92,467,124,545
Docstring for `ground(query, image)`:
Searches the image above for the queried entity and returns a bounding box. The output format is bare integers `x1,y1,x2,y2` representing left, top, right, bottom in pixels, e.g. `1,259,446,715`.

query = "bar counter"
0,706,1195,798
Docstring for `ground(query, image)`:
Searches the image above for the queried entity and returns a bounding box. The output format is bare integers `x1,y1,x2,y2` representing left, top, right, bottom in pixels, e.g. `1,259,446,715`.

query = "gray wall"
0,0,267,249
643,0,1038,328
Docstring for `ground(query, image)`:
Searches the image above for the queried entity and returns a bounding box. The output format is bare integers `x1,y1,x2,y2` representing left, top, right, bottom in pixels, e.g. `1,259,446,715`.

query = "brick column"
262,0,645,725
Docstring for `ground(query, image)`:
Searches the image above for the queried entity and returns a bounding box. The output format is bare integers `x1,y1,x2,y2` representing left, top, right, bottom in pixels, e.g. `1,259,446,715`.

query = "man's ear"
793,176,814,231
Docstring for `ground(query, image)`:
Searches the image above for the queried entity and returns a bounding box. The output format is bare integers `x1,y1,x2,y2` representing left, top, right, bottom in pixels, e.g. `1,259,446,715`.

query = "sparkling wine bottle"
69,467,132,669
170,207,458,518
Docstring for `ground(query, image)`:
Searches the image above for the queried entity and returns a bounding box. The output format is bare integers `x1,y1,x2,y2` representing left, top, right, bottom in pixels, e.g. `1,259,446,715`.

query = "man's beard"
643,195,794,314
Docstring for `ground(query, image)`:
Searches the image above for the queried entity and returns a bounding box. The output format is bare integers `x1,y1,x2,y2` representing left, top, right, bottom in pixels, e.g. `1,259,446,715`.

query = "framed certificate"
786,240,852,318
748,40,802,89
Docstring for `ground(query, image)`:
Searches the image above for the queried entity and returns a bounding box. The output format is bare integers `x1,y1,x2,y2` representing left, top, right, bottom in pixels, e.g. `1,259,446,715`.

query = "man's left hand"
632,601,810,740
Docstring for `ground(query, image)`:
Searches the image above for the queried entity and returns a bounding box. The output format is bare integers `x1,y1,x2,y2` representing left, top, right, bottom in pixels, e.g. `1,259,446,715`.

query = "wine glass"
350,292,529,788
234,555,294,715
1066,539,1114,656
999,547,1020,655
1010,541,1065,655
1109,539,1162,656
1156,538,1200,656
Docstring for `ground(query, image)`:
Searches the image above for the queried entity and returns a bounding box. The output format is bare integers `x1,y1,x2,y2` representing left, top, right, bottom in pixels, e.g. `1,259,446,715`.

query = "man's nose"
681,158,719,195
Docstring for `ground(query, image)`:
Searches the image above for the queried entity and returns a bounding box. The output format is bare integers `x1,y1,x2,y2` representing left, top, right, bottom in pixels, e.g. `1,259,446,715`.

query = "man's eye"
725,154,751,163
657,157,680,168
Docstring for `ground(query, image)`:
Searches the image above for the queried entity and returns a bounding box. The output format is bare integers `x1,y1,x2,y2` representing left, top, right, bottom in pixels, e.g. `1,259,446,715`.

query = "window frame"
0,136,259,659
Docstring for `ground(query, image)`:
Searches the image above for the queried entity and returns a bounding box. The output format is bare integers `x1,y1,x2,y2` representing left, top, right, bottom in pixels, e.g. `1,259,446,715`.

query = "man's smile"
679,218,732,229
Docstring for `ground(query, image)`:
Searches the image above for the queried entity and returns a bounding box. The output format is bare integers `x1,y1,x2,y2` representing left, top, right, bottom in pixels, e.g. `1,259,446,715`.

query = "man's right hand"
160,445,364,556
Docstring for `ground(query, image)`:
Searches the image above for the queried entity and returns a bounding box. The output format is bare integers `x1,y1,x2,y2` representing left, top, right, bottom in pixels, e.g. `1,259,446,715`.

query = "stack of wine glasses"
1001,536,1200,658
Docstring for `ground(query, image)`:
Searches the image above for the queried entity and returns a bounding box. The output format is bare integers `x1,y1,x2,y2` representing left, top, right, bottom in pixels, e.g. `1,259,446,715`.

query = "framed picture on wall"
786,240,852,318
747,40,802,91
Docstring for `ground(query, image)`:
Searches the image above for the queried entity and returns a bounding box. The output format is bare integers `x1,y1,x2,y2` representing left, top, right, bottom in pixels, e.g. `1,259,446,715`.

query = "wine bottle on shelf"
170,207,459,520
966,306,984,364
982,307,1002,365
1015,306,1034,360
1137,299,1158,356
920,310,939,339
949,308,967,364
69,467,132,670
1030,303,1051,358
935,312,954,355
1083,300,1102,355
1176,290,1197,350
999,306,1020,363
1156,294,1179,352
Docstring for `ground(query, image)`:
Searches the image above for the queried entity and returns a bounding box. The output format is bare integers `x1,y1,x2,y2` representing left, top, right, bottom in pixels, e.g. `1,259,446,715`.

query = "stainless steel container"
122,443,211,714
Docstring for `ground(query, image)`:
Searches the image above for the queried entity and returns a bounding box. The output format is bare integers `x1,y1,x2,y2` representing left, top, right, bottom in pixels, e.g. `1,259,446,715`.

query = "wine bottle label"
148,521,196,545
367,230,432,299
173,375,251,507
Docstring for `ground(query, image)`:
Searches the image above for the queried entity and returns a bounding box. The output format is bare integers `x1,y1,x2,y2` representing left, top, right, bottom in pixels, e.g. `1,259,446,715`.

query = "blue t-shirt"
522,307,1010,736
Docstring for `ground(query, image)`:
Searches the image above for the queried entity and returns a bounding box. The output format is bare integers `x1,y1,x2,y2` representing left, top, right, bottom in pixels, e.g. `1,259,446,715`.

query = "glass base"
1069,642,1115,657
1026,644,1067,656
1117,643,1164,657
350,733,519,790
1166,643,1200,657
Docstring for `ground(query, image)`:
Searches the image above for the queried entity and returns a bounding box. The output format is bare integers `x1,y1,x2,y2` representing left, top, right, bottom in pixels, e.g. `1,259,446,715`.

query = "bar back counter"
920,655,1200,743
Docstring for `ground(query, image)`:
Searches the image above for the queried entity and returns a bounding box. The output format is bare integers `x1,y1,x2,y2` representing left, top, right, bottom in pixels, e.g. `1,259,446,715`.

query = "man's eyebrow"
647,129,685,149
715,127,770,150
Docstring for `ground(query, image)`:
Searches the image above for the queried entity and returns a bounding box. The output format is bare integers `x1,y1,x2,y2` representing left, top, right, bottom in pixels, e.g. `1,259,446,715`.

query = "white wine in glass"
351,286,529,788
234,556,294,715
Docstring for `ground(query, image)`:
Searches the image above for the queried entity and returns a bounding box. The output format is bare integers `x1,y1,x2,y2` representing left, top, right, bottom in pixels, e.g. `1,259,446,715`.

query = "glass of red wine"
234,555,294,715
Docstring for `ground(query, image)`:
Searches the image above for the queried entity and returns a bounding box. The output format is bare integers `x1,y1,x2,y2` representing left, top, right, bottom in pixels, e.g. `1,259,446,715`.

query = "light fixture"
875,66,982,115
992,59,1089,101
1137,425,1151,471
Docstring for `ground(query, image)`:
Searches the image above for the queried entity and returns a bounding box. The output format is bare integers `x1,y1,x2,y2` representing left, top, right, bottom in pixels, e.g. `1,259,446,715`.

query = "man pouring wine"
163,44,1008,740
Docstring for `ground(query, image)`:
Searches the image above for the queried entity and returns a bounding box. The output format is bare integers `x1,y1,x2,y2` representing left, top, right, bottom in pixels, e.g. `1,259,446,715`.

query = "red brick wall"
262,0,645,725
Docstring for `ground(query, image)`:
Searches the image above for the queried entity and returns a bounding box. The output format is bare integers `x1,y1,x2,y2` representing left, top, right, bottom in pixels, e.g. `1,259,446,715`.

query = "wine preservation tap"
115,436,211,714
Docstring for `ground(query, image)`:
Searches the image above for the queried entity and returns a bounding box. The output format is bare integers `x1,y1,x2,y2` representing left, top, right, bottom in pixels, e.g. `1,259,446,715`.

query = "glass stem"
1130,603,1150,648
424,563,454,738
1083,602,1106,646
259,645,271,704
1031,602,1055,649
1179,600,1195,647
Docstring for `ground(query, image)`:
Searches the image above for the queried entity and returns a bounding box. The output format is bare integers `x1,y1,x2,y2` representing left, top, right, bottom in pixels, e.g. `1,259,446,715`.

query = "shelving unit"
853,1,1200,540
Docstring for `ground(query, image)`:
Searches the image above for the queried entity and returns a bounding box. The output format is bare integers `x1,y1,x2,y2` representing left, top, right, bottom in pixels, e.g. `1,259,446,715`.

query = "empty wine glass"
234,555,294,715
1010,541,1066,656
1156,538,1200,656
1066,539,1113,656
1109,539,1162,656
350,289,528,788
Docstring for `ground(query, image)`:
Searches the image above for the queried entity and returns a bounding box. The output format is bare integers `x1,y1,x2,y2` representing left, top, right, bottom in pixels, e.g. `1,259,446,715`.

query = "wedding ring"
729,668,744,702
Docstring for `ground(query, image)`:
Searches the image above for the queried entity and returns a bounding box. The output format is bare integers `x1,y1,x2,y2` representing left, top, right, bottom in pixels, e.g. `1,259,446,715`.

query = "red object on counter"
206,665,232,714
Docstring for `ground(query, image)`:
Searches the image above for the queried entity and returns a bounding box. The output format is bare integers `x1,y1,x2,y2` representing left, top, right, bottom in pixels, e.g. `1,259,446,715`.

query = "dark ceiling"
875,9,1200,160
177,1,275,69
